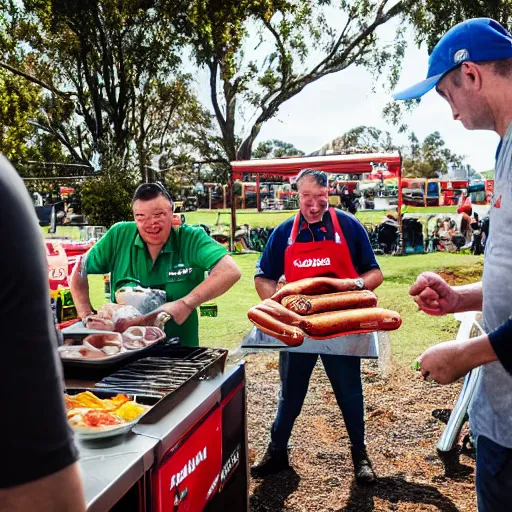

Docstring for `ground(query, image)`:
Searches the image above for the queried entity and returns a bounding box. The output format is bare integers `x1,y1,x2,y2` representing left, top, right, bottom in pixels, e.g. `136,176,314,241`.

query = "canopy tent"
229,152,403,252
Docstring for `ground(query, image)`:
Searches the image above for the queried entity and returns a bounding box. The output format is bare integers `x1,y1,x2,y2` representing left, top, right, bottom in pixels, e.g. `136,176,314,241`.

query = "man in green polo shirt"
70,183,241,347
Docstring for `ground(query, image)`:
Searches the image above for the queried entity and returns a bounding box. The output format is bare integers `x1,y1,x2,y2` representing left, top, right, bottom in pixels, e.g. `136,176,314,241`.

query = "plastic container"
200,302,218,317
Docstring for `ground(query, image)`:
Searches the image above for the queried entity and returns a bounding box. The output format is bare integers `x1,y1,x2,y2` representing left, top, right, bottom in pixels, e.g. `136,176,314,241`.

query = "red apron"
284,208,359,282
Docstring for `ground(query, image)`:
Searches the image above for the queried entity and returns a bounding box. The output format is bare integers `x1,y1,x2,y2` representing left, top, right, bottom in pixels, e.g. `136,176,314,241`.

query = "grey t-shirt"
470,122,512,447
0,156,78,487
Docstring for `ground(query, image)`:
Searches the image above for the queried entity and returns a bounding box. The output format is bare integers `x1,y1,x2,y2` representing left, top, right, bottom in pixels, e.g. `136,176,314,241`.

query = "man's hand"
415,334,498,385
409,271,460,316
415,340,467,384
160,299,194,325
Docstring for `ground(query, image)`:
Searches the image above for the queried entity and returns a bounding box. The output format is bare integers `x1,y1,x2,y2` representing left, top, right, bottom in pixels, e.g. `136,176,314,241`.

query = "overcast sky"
192,19,500,173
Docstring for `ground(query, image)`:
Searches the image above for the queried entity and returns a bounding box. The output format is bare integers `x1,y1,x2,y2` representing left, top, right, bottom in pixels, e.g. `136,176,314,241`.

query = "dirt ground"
246,352,476,512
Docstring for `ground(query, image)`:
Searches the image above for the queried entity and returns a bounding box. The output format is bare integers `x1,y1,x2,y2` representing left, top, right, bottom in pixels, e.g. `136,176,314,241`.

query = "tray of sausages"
248,277,401,347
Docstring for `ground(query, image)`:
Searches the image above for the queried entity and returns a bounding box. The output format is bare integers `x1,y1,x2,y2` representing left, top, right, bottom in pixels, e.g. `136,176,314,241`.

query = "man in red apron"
252,168,384,483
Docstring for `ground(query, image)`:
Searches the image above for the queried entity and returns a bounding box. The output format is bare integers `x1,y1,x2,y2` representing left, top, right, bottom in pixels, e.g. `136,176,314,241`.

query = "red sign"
485,179,494,204
154,408,222,512
60,187,75,198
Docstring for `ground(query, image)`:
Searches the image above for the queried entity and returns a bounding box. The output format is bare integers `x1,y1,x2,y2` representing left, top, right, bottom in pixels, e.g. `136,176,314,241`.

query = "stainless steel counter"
78,432,157,512
75,363,243,511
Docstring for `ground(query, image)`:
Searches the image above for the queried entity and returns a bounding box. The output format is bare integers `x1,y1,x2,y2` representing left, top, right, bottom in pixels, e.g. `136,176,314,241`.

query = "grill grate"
94,348,227,397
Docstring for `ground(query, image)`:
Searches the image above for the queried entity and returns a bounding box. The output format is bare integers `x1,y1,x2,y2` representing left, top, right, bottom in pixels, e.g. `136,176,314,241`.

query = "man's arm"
161,255,241,325
417,333,497,385
70,255,95,318
452,281,483,312
255,276,278,300
0,464,86,512
361,268,383,291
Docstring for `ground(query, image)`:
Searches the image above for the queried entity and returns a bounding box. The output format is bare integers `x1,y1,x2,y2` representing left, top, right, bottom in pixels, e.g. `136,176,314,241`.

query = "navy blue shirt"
256,208,380,282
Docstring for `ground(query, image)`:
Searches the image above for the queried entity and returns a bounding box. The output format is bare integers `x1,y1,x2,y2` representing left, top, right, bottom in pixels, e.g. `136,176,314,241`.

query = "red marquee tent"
229,152,403,251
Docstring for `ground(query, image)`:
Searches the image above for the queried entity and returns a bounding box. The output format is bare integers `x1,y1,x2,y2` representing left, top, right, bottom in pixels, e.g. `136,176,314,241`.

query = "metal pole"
256,173,261,212
397,152,404,255
229,167,236,252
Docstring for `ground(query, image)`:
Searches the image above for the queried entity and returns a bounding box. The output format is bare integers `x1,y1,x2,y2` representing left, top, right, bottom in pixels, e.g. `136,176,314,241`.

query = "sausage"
257,299,304,326
248,306,305,346
282,290,378,315
271,277,359,303
300,308,402,338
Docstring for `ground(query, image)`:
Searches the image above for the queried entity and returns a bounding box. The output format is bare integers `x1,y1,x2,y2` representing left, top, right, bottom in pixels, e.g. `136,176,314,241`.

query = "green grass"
39,205,458,238
183,206,457,230
184,209,297,229
86,252,484,365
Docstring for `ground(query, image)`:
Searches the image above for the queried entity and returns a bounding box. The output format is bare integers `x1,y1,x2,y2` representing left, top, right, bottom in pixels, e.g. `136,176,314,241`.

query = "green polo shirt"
84,222,228,347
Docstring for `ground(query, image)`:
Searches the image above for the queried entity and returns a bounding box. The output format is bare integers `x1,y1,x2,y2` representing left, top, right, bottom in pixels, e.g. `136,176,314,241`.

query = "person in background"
0,156,85,511
394,17,512,511
252,168,383,484
71,182,241,347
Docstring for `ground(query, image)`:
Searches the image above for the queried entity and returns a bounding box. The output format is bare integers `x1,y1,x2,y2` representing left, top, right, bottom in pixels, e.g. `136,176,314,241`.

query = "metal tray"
65,388,161,440
60,331,166,368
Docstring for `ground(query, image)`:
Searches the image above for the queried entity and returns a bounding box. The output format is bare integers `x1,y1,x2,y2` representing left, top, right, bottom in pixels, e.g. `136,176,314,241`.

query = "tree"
179,0,416,169
0,3,70,172
1,0,210,180
409,1,512,53
311,126,398,156
402,131,464,178
80,137,136,227
130,73,215,182
385,2,512,127
252,139,304,159
0,71,67,167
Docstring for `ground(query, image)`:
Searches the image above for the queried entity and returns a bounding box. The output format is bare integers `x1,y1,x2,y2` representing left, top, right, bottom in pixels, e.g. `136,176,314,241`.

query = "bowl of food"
64,389,159,439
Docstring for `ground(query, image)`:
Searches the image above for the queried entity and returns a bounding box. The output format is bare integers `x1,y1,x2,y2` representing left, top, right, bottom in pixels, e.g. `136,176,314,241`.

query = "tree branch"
32,119,83,162
209,60,228,141
262,18,291,86
0,61,75,98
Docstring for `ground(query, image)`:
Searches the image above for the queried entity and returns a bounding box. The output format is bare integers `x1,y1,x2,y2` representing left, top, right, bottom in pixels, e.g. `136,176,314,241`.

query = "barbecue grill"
64,345,248,511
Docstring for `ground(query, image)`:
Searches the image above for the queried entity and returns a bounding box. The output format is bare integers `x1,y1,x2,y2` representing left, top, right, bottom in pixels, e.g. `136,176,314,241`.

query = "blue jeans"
476,435,512,511
270,351,365,451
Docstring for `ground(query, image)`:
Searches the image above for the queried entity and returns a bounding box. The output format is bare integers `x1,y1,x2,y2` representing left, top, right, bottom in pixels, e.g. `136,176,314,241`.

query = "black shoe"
250,446,290,478
351,446,377,484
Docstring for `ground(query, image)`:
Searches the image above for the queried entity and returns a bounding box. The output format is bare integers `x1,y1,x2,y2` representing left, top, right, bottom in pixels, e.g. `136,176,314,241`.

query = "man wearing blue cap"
395,17,512,511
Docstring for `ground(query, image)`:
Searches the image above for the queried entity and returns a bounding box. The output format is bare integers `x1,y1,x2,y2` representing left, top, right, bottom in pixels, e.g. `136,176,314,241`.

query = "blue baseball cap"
393,18,512,100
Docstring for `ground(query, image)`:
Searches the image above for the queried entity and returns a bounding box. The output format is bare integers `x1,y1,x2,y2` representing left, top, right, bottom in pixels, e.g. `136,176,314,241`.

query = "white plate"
73,420,138,439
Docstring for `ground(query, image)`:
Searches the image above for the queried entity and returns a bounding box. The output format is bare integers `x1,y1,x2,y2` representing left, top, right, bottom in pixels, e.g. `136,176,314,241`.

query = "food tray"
59,330,166,368
65,388,160,439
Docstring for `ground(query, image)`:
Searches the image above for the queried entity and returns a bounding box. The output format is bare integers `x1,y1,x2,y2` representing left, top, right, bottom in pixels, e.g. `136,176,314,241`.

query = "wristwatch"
354,278,365,290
